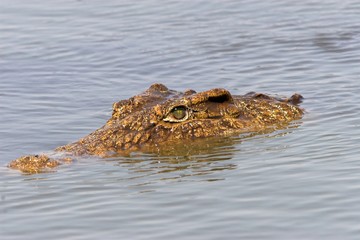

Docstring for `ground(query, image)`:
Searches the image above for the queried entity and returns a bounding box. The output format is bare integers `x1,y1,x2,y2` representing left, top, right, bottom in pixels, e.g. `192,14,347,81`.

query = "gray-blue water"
1,0,360,239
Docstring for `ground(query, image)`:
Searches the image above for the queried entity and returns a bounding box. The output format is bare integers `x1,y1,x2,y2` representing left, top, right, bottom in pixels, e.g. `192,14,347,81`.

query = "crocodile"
8,83,304,173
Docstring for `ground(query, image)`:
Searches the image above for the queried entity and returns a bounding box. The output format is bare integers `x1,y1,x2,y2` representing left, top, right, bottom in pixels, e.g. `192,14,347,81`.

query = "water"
1,0,360,239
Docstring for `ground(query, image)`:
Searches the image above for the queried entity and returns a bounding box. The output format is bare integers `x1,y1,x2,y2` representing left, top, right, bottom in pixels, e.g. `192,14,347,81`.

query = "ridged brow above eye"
163,106,190,122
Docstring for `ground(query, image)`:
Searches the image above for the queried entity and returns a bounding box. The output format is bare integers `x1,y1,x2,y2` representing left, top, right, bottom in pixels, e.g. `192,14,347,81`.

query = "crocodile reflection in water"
9,83,304,173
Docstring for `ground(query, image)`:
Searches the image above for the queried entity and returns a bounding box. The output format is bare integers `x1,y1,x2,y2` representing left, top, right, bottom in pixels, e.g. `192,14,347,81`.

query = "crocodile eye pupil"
172,107,187,120
163,106,190,122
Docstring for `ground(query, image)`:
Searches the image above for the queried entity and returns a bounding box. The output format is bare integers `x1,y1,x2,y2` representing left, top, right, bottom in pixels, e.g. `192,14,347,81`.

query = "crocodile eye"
172,106,187,120
163,106,190,122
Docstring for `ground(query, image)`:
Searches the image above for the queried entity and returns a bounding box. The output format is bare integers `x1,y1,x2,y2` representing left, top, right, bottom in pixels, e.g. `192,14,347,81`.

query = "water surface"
1,0,360,239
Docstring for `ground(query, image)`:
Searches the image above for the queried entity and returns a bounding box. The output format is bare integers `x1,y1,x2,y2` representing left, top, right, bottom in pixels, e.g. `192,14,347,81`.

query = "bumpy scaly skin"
8,155,60,174
9,83,304,173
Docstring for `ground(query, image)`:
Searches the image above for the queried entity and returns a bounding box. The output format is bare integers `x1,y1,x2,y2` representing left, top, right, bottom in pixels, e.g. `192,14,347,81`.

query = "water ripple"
2,0,360,239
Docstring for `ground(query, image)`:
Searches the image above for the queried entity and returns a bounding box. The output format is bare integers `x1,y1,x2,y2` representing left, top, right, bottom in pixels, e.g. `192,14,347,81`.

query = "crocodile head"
10,83,304,173
60,83,304,156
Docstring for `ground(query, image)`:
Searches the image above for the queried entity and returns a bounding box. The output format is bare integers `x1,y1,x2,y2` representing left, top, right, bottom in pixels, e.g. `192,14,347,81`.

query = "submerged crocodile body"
9,83,304,173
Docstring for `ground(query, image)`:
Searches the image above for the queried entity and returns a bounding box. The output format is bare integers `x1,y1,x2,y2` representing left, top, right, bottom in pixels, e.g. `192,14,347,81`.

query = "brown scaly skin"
9,83,304,173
